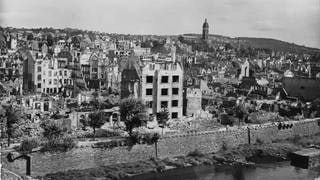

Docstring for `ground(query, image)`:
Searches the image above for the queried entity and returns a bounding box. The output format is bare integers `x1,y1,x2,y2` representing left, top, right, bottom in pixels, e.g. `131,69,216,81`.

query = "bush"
292,135,301,144
18,137,39,154
248,111,284,124
127,132,160,145
187,149,205,157
127,131,142,145
94,129,121,138
41,121,67,140
143,133,160,145
256,138,264,144
63,135,77,149
220,114,234,126
74,129,120,139
41,135,76,152
221,140,229,151
93,140,127,149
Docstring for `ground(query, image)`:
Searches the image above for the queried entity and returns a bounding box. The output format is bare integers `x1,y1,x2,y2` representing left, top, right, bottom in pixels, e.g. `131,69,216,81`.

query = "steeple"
203,18,209,28
202,18,209,40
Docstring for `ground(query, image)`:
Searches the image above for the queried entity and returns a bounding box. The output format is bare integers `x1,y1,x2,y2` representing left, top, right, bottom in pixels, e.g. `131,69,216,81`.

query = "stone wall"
250,118,320,144
158,128,248,158
158,118,320,158
4,118,320,177
3,144,156,177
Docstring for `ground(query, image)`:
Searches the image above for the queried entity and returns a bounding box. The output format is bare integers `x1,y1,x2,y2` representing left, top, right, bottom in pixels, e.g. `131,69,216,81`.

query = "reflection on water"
125,162,320,180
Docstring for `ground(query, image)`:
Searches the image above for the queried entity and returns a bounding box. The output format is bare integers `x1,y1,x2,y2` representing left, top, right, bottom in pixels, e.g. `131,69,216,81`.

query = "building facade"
34,54,73,94
141,61,183,119
121,55,184,119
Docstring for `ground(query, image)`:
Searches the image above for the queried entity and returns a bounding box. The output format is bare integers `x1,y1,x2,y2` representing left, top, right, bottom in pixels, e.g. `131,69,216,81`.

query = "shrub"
256,138,264,144
41,135,76,152
143,133,160,145
127,132,160,145
127,131,142,145
74,129,120,139
62,135,77,149
220,114,234,126
187,149,205,157
94,129,120,138
18,137,39,154
93,140,127,149
292,135,301,144
221,140,229,151
41,121,67,140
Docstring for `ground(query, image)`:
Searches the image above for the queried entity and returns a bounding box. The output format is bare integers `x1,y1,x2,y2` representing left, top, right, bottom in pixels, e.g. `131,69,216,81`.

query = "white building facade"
141,61,183,119
34,55,73,94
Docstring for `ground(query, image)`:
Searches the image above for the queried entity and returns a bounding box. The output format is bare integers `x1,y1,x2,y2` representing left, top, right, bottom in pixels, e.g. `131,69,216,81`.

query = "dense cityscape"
1,14,320,180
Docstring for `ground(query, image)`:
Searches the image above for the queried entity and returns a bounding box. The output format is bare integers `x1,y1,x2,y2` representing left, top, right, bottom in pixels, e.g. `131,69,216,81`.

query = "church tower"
202,18,209,40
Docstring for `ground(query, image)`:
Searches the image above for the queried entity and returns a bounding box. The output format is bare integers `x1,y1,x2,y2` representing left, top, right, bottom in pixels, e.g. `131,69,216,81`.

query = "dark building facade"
283,77,320,101
120,56,141,99
23,51,35,92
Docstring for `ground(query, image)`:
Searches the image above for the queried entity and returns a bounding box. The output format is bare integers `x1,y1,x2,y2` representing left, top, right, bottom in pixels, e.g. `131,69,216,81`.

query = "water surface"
124,162,320,180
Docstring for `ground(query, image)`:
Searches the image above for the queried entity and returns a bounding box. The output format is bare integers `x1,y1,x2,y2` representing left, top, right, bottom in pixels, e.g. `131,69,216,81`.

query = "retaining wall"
158,118,320,158
3,118,320,177
250,118,320,144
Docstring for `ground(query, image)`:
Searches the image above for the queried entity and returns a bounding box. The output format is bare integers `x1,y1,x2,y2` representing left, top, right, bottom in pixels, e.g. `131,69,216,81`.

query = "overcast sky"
1,0,319,48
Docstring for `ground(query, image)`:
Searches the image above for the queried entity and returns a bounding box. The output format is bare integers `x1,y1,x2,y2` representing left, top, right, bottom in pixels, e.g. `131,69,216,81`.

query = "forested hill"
238,37,320,54
182,33,320,54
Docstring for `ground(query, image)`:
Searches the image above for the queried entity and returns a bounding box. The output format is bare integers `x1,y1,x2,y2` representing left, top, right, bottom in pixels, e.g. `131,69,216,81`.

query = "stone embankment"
40,138,306,180
4,118,320,179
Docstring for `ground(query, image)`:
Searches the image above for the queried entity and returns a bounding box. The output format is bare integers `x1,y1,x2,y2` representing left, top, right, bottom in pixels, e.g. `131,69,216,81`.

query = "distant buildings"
1,25,319,129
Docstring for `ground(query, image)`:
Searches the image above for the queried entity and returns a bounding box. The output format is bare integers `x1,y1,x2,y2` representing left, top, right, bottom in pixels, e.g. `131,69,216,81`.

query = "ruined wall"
186,88,202,116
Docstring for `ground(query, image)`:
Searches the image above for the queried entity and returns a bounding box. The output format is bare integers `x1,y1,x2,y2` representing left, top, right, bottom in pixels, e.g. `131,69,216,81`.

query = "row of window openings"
146,88,179,96
148,64,177,71
38,67,68,77
41,87,61,94
146,100,179,108
38,78,71,86
146,76,179,84
149,112,178,119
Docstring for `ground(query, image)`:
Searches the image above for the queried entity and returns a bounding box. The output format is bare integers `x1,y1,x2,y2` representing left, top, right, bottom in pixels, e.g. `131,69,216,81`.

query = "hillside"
238,37,320,54
182,33,320,54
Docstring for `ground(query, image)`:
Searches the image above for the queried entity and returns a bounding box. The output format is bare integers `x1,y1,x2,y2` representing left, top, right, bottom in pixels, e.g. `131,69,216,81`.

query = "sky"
0,0,320,48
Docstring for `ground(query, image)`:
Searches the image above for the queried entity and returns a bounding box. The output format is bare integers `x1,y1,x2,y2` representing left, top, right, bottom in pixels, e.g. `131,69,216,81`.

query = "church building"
202,18,209,41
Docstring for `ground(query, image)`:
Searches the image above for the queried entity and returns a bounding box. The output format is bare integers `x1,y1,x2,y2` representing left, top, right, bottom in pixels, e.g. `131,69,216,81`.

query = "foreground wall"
4,118,320,177
250,118,320,144
158,128,248,157
158,118,320,158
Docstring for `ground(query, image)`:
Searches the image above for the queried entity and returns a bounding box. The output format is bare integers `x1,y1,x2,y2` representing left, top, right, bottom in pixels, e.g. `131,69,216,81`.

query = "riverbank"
39,134,320,180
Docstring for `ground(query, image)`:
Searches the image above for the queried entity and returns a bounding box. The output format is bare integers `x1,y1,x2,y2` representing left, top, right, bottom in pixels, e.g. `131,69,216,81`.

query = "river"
124,162,320,180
